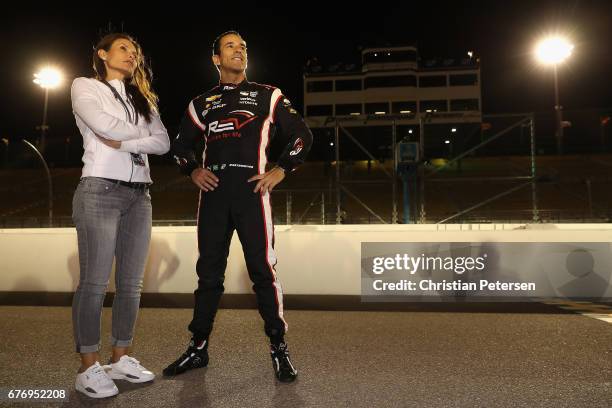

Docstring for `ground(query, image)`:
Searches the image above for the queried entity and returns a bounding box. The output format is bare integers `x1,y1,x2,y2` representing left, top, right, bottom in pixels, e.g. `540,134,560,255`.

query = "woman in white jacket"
70,33,169,398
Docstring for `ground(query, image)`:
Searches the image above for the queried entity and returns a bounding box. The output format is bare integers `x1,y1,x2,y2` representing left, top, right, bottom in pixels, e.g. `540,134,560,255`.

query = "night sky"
2,1,611,152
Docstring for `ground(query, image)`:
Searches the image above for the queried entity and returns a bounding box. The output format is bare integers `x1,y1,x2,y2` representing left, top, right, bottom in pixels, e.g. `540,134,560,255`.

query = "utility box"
396,141,419,170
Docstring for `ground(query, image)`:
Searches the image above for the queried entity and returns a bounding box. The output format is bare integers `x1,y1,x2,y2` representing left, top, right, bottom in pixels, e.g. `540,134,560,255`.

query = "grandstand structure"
302,45,483,161
294,46,611,225
303,45,481,126
301,45,522,224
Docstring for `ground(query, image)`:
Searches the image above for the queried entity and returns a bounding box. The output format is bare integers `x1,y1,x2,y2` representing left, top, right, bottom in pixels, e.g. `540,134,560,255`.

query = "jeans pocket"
84,177,120,195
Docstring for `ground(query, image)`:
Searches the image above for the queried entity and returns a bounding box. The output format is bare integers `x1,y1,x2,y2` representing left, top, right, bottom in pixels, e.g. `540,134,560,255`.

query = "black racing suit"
172,80,313,341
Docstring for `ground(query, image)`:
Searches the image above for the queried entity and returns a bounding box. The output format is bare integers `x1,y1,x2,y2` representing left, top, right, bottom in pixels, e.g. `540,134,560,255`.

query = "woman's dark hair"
93,33,158,123
212,30,243,56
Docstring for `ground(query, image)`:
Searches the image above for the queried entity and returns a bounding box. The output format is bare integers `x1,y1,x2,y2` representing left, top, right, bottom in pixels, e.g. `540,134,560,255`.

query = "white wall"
1,224,611,295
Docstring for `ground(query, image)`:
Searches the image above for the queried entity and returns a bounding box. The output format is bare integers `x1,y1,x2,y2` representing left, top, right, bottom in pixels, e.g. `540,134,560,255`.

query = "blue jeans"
71,177,152,353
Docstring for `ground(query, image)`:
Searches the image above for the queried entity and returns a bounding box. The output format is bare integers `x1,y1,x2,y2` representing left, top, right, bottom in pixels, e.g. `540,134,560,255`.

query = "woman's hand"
96,135,121,149
248,167,286,194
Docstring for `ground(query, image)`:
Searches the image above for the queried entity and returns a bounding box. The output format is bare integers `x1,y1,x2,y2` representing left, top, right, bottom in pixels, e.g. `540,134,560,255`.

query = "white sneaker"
105,355,155,383
75,362,119,399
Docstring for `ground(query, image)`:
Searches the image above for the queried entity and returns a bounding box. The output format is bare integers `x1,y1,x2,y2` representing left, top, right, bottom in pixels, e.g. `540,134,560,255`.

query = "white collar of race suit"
219,79,248,91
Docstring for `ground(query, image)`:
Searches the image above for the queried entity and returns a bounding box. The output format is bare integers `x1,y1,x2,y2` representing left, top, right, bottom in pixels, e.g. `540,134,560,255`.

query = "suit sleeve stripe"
269,88,283,124
188,100,206,131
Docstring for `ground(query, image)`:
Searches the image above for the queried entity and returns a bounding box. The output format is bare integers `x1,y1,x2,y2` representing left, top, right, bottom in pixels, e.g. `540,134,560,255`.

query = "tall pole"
286,192,292,225
2,138,8,168
529,115,539,223
321,192,325,225
535,36,572,154
418,115,427,223
22,139,53,227
401,171,410,224
335,122,342,224
40,88,49,153
391,121,398,223
553,64,563,155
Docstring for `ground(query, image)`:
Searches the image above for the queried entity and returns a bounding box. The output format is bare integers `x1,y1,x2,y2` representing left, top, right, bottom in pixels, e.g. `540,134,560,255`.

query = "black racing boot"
163,338,209,377
270,342,298,382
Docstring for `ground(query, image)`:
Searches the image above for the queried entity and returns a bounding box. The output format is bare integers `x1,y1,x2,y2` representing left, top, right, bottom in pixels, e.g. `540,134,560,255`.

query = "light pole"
535,36,574,154
1,138,8,168
22,139,53,226
33,67,63,153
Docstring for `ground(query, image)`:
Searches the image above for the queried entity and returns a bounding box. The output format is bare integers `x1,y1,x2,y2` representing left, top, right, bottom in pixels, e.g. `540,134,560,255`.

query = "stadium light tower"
535,36,573,154
33,66,63,152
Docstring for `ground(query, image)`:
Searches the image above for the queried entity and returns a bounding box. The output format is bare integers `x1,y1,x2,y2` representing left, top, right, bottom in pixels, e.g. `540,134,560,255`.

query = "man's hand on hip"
248,167,285,194
191,168,219,191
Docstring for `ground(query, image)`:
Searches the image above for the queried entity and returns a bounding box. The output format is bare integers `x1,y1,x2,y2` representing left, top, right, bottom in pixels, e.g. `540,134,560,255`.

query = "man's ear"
212,55,221,70
98,49,107,61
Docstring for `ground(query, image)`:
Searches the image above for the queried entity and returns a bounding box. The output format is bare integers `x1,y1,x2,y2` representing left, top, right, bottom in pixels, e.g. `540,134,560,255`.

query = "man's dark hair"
212,30,243,56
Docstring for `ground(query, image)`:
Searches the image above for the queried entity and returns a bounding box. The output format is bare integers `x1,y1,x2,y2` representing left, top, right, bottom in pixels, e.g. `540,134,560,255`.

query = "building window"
419,75,447,87
363,50,417,64
306,105,333,116
364,75,417,89
392,101,417,114
306,80,333,93
335,79,362,91
449,74,478,86
365,102,389,115
336,104,363,115
450,99,480,111
419,100,448,112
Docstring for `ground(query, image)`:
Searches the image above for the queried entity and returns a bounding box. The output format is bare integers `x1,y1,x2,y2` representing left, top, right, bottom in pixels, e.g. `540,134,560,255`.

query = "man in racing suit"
163,31,312,383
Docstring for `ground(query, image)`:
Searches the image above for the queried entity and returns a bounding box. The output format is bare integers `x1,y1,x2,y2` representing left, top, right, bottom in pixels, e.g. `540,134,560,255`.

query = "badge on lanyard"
131,153,146,166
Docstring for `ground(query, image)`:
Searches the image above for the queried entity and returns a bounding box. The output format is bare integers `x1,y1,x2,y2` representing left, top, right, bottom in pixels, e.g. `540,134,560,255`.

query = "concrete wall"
1,224,610,295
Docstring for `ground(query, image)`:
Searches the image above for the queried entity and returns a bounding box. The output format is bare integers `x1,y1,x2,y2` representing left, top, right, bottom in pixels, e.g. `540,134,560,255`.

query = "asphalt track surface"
0,303,610,407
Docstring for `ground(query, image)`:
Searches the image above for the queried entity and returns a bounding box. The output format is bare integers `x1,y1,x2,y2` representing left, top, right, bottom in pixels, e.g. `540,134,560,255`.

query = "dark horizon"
2,1,612,154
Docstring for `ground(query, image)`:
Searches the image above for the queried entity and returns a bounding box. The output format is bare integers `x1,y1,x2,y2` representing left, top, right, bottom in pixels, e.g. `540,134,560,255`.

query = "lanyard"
100,79,145,179
101,79,138,125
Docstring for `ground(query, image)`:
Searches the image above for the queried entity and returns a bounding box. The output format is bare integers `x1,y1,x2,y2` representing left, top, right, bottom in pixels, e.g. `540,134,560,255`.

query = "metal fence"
1,108,611,227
